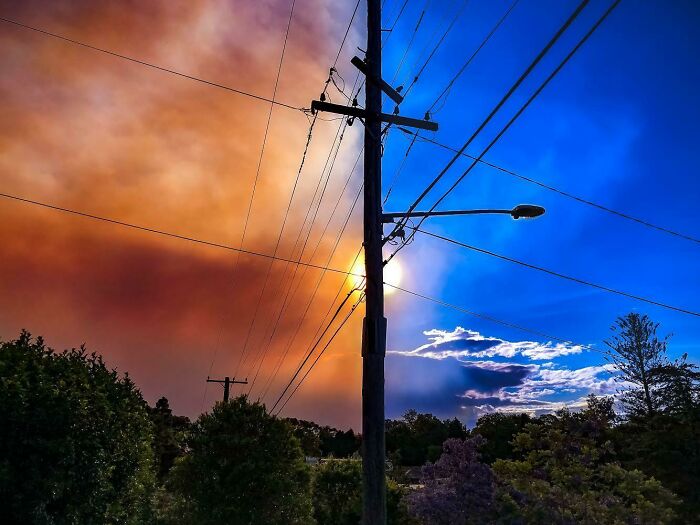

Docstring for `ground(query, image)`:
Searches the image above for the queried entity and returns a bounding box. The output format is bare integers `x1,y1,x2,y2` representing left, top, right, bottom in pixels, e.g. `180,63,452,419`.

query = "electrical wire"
257,153,364,401
246,132,358,397
401,0,471,99
390,0,431,85
387,0,591,249
274,291,364,415
427,0,520,116
0,191,617,356
394,0,622,258
204,0,298,403
244,97,355,392
232,2,362,385
0,16,304,112
410,225,700,318
269,281,362,413
396,128,700,245
0,191,364,278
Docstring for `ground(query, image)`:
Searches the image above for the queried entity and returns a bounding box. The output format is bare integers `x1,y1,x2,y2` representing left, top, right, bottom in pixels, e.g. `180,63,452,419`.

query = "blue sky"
366,0,700,425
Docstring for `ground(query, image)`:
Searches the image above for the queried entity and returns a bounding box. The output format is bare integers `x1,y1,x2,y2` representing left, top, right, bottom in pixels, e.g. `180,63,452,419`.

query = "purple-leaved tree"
407,436,495,525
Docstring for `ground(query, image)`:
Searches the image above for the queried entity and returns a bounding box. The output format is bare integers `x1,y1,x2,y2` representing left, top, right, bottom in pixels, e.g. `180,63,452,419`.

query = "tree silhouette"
0,331,155,523
605,313,670,417
166,396,313,525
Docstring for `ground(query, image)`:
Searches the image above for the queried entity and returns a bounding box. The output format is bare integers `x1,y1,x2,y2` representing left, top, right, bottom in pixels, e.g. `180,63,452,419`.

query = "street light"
382,204,545,223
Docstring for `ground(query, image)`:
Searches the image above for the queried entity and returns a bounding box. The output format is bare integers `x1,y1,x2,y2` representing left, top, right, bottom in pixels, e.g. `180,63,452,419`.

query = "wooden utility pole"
310,2,437,522
362,0,387,523
206,376,248,402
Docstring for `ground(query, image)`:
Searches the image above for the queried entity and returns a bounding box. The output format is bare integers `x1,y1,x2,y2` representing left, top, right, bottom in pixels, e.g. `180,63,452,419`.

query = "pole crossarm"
310,100,438,132
206,376,248,402
350,55,404,105
205,377,248,385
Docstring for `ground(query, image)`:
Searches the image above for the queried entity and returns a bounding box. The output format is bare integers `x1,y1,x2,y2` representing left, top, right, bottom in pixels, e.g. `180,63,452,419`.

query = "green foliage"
613,412,700,522
312,459,362,525
148,397,190,479
166,396,313,525
471,412,534,464
493,396,678,524
386,410,467,466
310,458,415,525
0,330,156,524
286,417,360,458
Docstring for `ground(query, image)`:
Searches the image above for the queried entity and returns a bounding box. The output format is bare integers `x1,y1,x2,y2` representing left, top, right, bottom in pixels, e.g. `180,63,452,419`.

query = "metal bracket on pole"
361,317,388,357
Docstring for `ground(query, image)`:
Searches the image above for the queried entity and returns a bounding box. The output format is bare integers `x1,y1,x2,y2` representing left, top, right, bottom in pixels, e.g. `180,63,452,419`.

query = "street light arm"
382,204,545,223
382,209,512,223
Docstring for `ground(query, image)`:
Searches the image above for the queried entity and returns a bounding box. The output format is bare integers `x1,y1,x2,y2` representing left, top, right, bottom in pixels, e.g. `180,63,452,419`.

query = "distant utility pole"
206,376,248,402
310,1,437,522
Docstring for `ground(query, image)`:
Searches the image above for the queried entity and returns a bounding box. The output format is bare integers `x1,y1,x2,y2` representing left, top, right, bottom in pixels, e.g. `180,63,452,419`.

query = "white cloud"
461,364,620,417
390,326,586,361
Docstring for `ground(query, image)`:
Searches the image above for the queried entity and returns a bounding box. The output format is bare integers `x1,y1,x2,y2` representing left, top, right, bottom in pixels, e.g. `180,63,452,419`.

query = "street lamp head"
511,204,546,220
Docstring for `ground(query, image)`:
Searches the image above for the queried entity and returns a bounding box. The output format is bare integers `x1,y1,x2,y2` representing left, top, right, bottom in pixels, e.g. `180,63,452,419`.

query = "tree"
285,418,361,458
0,331,155,523
386,410,467,466
651,354,700,416
167,396,313,525
310,458,415,525
605,312,670,418
494,396,678,524
406,436,496,525
148,397,190,479
471,412,534,464
312,459,362,525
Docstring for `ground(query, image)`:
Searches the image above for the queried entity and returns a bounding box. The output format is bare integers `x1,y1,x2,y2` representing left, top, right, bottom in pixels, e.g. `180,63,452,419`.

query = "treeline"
1,312,699,523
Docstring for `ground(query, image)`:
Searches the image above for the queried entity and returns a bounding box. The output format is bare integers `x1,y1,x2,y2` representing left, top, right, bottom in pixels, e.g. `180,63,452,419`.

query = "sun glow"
351,257,402,295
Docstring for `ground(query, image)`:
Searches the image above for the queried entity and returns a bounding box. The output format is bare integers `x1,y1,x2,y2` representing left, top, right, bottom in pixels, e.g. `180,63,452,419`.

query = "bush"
0,331,156,523
166,396,313,525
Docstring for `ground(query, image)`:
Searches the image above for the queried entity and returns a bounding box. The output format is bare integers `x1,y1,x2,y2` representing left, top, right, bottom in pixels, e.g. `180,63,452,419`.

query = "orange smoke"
0,0,365,428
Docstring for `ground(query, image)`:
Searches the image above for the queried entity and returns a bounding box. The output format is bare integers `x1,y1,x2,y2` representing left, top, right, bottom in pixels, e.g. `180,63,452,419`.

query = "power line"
0,16,304,112
383,0,410,46
239,0,365,382
387,0,591,247
206,0,298,396
208,0,361,398
0,191,364,278
270,246,362,409
246,130,357,396
0,190,624,349
411,225,700,318
244,92,356,391
333,0,361,69
388,0,620,260
397,128,700,246
383,0,518,206
269,283,362,413
240,74,362,387
401,0,470,99
390,0,431,85
275,292,364,415
257,153,364,401
427,0,520,115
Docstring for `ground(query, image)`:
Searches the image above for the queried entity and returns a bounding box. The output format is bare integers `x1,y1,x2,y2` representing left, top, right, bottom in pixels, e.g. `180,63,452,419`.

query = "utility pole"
362,0,386,522
206,376,248,402
310,1,437,522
